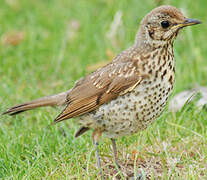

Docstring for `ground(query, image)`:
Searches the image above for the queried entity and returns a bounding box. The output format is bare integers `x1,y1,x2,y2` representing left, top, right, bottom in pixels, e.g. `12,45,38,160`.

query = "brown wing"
54,59,147,123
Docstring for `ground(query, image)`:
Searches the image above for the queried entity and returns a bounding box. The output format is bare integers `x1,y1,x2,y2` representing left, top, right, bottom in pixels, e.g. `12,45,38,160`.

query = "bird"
3,5,201,174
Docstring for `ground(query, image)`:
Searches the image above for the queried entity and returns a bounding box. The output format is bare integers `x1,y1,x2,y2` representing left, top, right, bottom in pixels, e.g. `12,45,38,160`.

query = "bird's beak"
183,18,202,26
175,18,202,28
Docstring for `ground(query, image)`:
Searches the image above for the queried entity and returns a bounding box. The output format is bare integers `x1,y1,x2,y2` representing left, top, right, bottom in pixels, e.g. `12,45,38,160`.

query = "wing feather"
54,53,148,123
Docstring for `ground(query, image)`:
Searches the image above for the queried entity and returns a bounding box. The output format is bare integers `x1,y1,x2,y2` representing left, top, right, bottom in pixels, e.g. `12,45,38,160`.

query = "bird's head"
136,5,201,46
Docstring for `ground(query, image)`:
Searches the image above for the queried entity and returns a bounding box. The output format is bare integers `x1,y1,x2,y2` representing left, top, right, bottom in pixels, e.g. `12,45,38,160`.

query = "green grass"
1,0,207,179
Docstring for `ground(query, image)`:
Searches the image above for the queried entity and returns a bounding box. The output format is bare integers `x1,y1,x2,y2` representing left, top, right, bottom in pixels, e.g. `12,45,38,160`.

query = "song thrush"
3,5,201,173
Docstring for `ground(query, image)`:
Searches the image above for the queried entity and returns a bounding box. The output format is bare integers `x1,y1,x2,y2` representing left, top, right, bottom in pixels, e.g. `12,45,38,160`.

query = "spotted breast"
78,42,175,138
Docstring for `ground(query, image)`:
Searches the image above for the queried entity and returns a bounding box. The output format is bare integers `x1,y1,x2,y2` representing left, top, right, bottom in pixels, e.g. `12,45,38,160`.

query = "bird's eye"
161,21,170,28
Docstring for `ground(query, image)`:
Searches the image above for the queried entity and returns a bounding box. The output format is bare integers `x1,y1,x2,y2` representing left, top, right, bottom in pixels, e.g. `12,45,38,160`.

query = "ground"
0,0,207,179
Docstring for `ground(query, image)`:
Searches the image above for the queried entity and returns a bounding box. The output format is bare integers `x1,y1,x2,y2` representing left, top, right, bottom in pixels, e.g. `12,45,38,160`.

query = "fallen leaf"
2,31,25,46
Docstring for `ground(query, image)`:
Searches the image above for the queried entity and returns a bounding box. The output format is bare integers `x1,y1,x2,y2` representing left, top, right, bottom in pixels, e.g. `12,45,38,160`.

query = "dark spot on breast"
158,56,161,65
159,66,162,71
161,102,165,107
117,101,121,105
161,69,167,80
160,48,164,55
135,92,140,96
168,54,170,60
169,75,173,85
136,112,139,118
133,104,136,110
152,50,158,58
162,60,167,67
155,70,159,78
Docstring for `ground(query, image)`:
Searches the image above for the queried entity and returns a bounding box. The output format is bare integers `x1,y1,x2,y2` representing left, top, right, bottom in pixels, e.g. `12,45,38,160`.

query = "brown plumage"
3,5,201,175
55,59,146,123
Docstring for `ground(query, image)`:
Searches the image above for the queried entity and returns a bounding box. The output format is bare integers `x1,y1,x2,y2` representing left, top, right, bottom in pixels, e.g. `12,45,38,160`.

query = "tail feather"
2,91,69,116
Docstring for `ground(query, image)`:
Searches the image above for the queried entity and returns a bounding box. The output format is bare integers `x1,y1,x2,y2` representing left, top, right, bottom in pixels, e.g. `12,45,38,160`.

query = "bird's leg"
92,130,103,175
111,138,120,168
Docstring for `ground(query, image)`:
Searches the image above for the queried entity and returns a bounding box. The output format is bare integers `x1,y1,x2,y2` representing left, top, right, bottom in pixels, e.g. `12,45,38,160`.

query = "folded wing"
54,58,147,123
